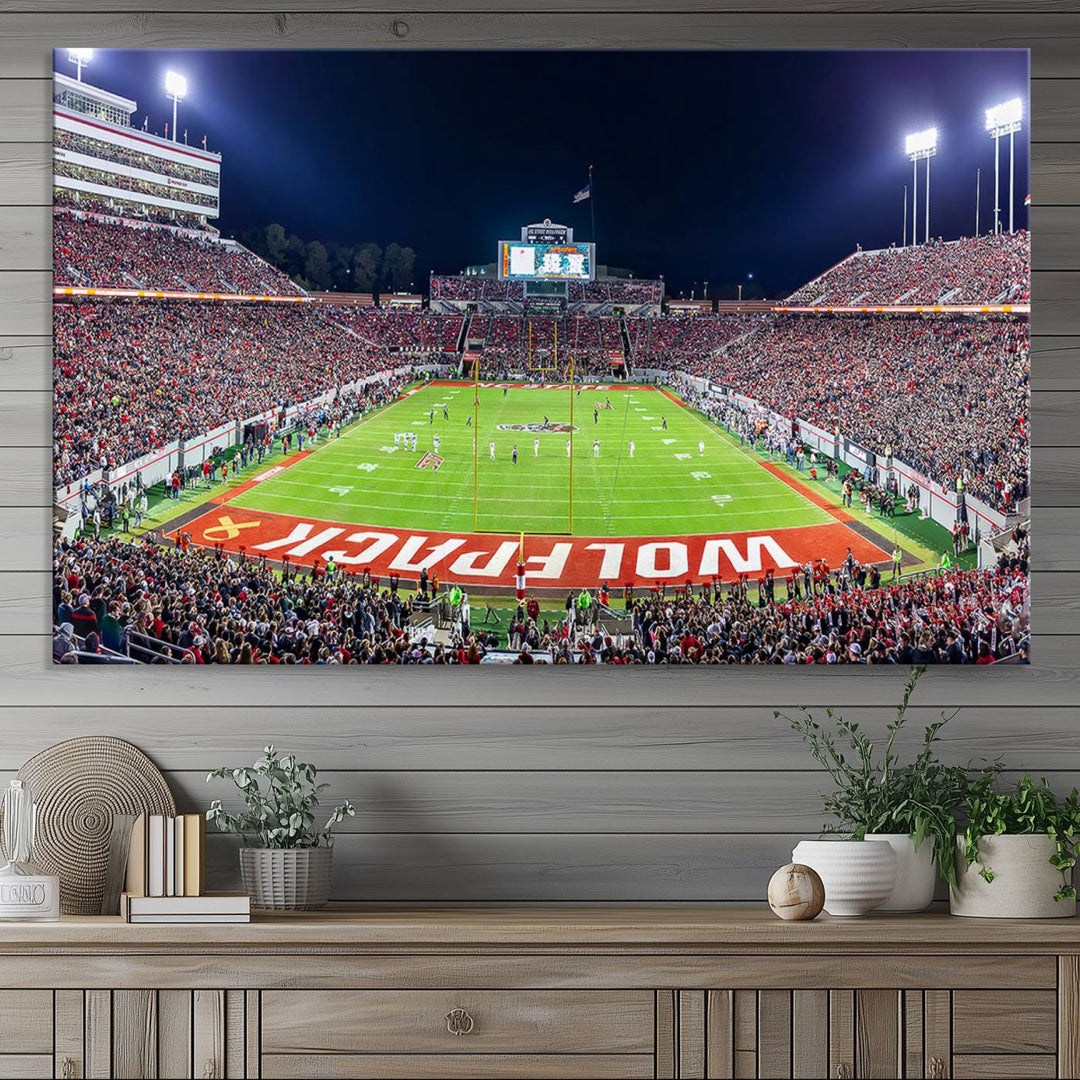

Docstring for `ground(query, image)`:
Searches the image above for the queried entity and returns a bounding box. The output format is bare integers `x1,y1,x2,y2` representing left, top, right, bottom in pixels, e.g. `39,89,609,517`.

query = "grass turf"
229,383,835,538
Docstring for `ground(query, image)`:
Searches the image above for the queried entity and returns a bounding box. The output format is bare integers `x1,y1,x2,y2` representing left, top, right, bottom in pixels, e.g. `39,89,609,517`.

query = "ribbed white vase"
791,839,898,917
864,833,937,912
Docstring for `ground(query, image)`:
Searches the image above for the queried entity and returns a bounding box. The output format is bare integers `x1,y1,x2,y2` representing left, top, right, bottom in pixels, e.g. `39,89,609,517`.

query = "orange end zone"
167,506,890,591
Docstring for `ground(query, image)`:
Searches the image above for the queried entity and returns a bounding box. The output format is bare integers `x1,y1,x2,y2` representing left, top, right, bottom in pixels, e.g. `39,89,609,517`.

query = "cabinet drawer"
262,1052,655,1079
954,1054,1056,1079
261,990,655,1055
953,990,1057,1054
0,1057,51,1080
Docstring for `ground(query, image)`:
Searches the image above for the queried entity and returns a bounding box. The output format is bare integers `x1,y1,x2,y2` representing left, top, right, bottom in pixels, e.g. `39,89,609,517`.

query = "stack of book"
120,813,250,923
120,891,250,923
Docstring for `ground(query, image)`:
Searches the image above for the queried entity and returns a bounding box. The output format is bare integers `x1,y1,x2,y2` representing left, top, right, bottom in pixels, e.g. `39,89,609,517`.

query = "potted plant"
779,668,980,914
206,746,355,910
951,773,1080,919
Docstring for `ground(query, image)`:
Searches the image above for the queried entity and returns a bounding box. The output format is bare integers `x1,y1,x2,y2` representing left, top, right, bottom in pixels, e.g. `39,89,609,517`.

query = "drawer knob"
446,1007,475,1036
928,1057,947,1079
61,1058,77,1080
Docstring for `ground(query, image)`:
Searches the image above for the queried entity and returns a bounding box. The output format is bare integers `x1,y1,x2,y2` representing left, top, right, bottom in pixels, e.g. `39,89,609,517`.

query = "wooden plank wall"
1,1,1076,903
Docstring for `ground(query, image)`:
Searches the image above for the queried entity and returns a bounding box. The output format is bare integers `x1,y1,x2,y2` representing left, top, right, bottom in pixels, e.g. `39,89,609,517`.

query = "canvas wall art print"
52,49,1030,666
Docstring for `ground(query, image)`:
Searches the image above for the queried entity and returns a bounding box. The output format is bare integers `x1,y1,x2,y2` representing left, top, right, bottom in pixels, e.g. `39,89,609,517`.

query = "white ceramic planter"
865,833,937,913
950,834,1076,919
791,839,898,917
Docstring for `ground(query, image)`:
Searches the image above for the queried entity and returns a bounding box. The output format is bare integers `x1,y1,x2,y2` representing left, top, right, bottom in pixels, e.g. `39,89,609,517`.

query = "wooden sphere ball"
768,863,826,921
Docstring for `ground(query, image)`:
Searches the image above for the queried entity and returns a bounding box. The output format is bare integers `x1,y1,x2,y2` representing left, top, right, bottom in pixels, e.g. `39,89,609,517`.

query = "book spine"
148,815,165,898
125,814,147,898
165,817,175,897
174,817,185,897
184,813,206,897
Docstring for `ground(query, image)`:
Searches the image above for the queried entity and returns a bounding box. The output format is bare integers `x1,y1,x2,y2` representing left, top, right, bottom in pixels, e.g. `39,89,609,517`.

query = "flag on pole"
572,184,591,204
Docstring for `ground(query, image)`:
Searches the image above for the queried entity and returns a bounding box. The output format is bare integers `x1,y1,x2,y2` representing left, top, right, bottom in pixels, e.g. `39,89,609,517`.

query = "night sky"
57,49,1030,297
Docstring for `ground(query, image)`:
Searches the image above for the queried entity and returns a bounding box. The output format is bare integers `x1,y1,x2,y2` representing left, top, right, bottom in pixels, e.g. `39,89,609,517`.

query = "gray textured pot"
239,846,332,910
950,834,1076,919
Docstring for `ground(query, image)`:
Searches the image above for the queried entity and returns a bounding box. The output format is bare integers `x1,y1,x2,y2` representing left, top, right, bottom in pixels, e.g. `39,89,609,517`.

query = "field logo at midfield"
497,422,577,434
416,452,444,471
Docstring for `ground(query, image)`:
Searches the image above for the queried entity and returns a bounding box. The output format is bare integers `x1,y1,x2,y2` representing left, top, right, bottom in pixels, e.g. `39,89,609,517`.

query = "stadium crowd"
55,127,219,186
52,531,1029,665
53,301,408,486
632,314,753,363
54,211,301,294
54,161,218,211
430,275,663,308
567,279,663,305
54,189,209,231
327,307,462,353
430,276,524,302
787,233,1030,305
698,314,1029,513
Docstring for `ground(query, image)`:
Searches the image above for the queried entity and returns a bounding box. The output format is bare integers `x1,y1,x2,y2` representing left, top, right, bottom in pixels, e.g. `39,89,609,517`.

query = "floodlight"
985,99,1023,235
165,71,188,100
905,128,938,156
67,49,93,81
985,98,1022,131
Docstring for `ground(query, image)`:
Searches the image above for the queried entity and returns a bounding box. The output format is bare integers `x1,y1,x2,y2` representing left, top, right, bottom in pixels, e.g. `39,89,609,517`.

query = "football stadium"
52,60,1031,666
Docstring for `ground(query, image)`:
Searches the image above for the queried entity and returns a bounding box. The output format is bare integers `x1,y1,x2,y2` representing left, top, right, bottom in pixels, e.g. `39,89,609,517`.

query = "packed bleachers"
54,161,218,211
697,314,1029,512
567,280,663,305
787,233,1030,305
54,189,212,231
431,275,662,308
430,276,524,302
629,315,749,363
55,126,219,187
327,306,463,353
53,301,401,487
54,210,301,294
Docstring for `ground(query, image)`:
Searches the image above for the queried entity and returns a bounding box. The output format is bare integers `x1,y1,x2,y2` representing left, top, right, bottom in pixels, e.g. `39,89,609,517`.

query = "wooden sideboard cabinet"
1,908,1078,1079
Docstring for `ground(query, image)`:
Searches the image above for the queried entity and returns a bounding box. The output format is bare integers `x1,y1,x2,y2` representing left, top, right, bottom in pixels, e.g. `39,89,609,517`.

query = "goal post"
525,318,564,375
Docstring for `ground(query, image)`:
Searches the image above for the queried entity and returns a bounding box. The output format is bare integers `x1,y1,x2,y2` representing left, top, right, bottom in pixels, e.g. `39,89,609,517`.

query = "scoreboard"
498,241,595,281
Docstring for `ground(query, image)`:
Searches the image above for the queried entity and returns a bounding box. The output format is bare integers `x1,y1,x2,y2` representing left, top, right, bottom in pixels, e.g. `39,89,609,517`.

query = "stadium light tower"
986,98,1023,235
905,128,938,246
165,71,188,143
67,49,93,82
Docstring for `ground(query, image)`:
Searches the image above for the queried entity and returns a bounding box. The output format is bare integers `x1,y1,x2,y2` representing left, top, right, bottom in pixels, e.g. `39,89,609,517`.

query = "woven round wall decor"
16,736,175,914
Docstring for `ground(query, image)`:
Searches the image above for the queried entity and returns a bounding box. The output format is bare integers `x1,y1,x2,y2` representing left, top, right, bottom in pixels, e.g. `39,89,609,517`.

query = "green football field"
229,382,836,538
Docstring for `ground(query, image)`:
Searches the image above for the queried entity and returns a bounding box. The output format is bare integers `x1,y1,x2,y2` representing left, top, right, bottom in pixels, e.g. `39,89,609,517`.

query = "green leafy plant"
206,746,355,849
775,667,989,886
960,773,1080,902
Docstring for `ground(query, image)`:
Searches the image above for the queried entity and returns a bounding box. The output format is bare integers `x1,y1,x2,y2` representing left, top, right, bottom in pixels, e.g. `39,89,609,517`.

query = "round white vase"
791,839,898,917
949,834,1077,919
864,833,936,913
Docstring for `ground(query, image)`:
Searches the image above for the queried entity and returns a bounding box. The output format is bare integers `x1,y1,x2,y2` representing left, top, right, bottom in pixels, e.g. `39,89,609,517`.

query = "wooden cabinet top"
4,907,1080,953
